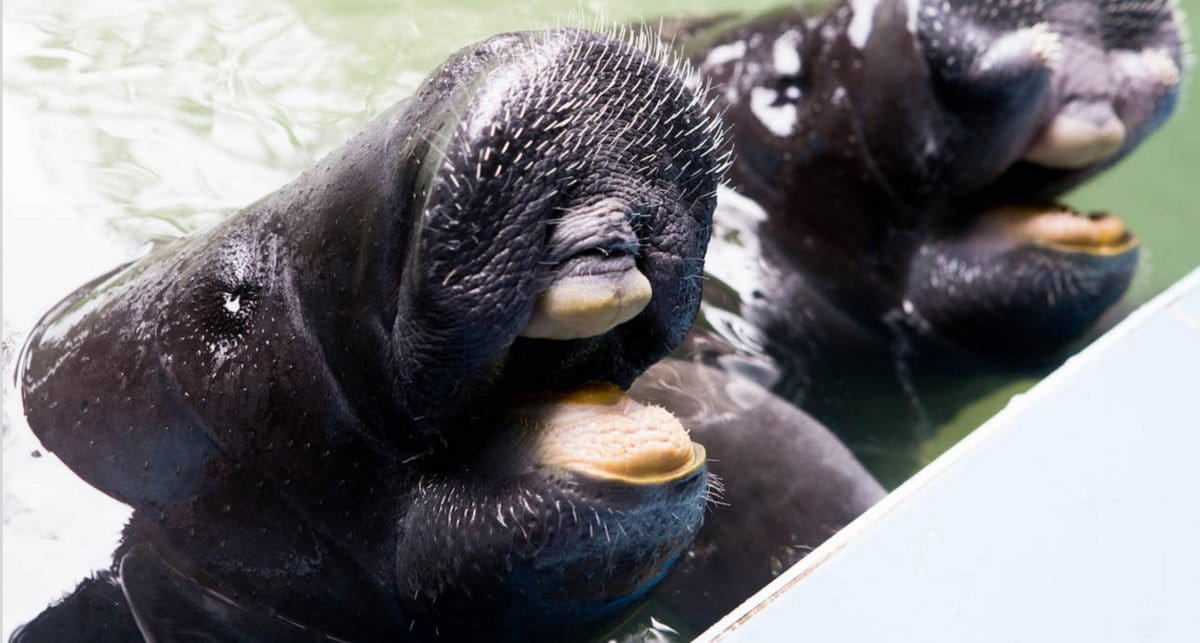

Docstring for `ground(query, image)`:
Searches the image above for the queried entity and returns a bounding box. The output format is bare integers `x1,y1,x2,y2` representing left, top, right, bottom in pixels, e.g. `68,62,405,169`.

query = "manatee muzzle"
1021,41,1180,170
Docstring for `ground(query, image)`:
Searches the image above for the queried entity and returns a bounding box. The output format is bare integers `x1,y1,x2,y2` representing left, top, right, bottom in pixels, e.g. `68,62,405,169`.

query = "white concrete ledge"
700,267,1200,643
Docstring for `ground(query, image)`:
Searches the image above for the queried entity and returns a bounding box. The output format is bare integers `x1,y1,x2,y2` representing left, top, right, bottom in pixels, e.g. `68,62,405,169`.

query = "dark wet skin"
660,0,1185,473
15,28,726,642
629,361,885,630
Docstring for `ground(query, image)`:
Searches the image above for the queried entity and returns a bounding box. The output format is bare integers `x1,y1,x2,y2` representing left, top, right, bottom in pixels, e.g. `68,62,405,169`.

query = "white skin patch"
977,24,1062,73
222,292,242,314
707,185,768,305
1139,47,1181,88
773,30,803,75
705,40,747,67
848,0,882,48
904,0,920,33
750,86,798,137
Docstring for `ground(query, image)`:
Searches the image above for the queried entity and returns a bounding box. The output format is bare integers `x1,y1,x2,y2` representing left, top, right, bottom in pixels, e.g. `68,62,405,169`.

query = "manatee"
14,28,728,642
659,0,1185,449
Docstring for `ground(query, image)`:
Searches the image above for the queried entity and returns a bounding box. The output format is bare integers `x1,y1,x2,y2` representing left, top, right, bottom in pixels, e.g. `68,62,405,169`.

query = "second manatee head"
905,0,1184,360
689,0,1185,363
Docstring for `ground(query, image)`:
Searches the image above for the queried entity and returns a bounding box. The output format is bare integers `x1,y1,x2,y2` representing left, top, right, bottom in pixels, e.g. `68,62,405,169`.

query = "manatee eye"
189,240,263,343
195,278,260,340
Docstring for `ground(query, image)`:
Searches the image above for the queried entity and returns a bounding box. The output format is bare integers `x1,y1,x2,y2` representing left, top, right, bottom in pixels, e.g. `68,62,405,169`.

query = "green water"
3,0,1198,638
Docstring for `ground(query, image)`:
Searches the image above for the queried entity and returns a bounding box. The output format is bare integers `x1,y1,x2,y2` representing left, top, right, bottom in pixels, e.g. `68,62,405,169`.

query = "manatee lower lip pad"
515,384,705,485
986,204,1137,255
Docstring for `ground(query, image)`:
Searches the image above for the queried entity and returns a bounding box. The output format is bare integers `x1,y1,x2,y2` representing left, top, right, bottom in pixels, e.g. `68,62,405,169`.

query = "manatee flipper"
630,360,885,630
917,4,1063,89
118,545,337,642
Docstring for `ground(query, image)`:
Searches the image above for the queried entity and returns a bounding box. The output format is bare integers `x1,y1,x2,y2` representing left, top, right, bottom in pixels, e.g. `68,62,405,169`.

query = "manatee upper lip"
521,225,653,341
1022,110,1128,170
546,235,640,264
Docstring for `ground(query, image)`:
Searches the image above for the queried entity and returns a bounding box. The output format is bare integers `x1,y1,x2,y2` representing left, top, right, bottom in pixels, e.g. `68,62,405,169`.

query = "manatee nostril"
584,238,640,258
544,199,642,262
557,237,639,263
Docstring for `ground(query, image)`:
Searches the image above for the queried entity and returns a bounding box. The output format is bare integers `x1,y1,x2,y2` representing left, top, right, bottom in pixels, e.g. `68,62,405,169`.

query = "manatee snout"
897,0,1183,361
382,28,722,636
1022,4,1182,170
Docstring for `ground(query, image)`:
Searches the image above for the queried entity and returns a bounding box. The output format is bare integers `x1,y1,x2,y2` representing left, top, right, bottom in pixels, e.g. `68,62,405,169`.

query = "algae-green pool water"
3,0,1198,638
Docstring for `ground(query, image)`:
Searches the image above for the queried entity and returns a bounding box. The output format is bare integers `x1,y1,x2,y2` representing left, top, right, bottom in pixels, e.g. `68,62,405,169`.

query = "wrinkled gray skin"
16,29,729,642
